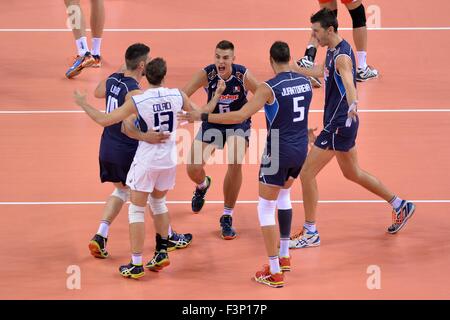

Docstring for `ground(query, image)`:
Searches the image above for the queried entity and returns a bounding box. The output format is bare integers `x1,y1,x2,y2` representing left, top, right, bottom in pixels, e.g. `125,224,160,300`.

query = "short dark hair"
270,41,290,63
125,43,150,70
216,40,234,51
145,57,167,85
311,8,338,32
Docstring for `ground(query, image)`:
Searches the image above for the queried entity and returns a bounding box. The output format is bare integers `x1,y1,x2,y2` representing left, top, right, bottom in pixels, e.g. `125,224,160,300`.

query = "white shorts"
126,162,177,193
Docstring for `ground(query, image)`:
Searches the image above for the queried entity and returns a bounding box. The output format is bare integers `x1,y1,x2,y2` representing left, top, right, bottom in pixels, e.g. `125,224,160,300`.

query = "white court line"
0,200,449,205
1,109,450,115
1,27,450,32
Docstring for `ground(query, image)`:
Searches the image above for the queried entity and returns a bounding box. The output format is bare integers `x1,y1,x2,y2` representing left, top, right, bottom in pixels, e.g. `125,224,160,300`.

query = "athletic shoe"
254,265,284,288
220,215,237,240
289,228,320,249
167,231,193,252
119,262,144,279
92,55,102,68
387,201,416,234
145,251,170,272
279,256,291,272
297,56,322,88
65,52,95,78
88,234,109,258
356,65,379,82
191,176,211,213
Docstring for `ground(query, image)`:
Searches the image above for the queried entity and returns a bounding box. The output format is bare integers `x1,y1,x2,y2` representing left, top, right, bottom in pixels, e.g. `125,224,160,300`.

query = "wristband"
201,113,209,122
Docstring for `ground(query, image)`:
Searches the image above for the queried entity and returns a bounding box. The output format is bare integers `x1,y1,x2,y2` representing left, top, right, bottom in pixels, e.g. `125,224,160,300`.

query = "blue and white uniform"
315,39,359,152
99,73,142,185
195,63,251,149
259,71,312,186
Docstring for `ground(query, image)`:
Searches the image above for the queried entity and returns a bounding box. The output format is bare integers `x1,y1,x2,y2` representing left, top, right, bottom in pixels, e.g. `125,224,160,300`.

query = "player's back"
131,87,183,169
100,73,140,165
264,71,312,167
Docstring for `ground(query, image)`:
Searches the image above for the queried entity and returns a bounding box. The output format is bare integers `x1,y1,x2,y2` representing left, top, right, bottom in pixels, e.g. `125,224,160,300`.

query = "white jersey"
131,87,183,169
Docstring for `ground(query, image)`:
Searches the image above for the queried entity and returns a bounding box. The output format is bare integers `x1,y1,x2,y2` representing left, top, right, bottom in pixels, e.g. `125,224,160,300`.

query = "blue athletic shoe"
220,215,237,240
388,201,416,234
65,52,95,79
191,176,211,213
119,262,144,279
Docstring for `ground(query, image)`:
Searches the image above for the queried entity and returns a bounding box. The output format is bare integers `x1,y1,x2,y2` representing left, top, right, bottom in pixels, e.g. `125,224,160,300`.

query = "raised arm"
74,90,137,127
290,60,324,79
243,69,260,95
182,69,208,97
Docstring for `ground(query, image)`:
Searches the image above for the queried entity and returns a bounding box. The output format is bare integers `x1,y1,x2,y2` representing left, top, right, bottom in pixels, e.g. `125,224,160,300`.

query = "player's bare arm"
336,55,358,123
74,90,137,127
179,82,270,124
243,70,260,95
182,69,209,97
291,60,324,79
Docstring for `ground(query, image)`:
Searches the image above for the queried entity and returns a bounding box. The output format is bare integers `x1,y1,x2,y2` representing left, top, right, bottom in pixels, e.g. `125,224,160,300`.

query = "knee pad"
277,188,292,210
128,204,145,224
349,4,366,28
257,197,277,227
111,188,129,202
148,196,168,215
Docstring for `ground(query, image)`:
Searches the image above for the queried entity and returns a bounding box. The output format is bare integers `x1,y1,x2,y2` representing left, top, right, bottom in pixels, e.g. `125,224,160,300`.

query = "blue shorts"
315,120,359,152
195,120,251,149
99,159,132,186
259,165,302,187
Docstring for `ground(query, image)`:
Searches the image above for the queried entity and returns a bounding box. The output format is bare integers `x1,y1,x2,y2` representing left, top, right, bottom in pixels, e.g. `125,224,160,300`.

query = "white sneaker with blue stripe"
289,228,321,249
387,200,416,234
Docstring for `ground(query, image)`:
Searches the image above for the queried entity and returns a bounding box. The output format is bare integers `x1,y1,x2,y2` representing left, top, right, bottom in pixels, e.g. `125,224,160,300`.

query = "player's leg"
344,0,378,81
220,134,248,240
188,125,223,212
335,147,416,233
146,188,171,271
254,182,284,288
277,178,296,272
64,0,95,78
290,145,334,249
187,139,213,212
89,0,104,67
119,189,148,279
89,182,129,258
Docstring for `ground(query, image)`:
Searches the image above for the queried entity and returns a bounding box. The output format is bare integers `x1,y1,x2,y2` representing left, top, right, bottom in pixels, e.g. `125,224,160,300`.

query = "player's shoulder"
159,87,182,97
334,40,353,58
204,64,218,81
232,63,247,82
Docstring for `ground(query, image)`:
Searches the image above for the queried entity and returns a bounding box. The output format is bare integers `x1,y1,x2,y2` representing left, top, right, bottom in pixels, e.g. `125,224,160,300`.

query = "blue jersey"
323,39,357,132
264,72,312,167
99,73,140,165
204,64,249,126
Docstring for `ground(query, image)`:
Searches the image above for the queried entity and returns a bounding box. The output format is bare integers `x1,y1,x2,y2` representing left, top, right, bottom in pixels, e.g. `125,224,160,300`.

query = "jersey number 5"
293,96,305,122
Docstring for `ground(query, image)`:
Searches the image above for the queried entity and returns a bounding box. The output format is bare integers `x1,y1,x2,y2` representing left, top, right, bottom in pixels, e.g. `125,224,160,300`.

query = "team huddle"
74,8,415,288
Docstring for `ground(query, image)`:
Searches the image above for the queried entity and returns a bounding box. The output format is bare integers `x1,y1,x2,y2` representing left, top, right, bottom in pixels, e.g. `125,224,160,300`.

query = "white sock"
269,256,281,274
76,37,89,56
357,51,367,69
197,177,208,190
223,206,233,217
304,221,316,233
97,220,110,238
131,253,142,265
91,38,102,56
279,238,290,258
168,225,173,237
390,196,403,211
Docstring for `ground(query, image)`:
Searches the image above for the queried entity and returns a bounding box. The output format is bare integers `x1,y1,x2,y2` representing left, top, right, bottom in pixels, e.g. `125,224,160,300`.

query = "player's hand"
345,101,358,127
73,90,88,108
308,127,318,145
177,110,201,123
214,79,226,97
142,129,170,144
